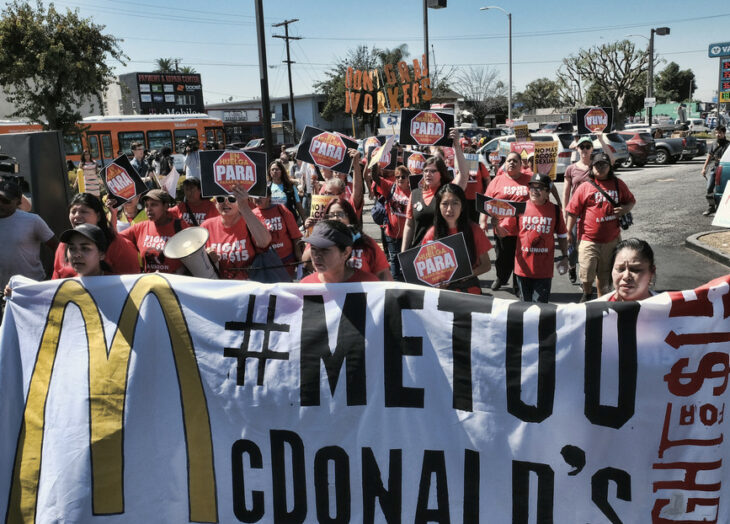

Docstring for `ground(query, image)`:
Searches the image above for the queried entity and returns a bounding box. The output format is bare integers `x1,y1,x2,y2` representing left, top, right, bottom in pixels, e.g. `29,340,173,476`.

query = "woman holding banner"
421,183,492,294
300,220,380,284
53,193,139,278
200,185,272,280
301,198,392,281
401,129,469,251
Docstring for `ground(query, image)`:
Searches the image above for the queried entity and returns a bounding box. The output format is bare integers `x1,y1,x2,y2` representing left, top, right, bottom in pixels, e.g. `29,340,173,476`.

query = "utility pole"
254,0,274,162
273,19,301,143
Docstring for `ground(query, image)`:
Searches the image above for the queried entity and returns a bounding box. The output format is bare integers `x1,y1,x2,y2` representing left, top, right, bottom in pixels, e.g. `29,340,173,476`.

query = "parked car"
622,125,683,164
536,122,574,134
675,118,710,134
589,132,630,169
477,132,582,180
616,131,657,168
713,145,730,206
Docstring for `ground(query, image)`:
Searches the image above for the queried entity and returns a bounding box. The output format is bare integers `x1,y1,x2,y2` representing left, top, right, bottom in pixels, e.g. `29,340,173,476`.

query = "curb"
686,231,730,267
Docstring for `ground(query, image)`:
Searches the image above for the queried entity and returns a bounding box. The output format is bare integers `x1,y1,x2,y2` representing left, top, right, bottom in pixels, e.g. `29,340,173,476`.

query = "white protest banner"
2,274,730,523
712,181,730,227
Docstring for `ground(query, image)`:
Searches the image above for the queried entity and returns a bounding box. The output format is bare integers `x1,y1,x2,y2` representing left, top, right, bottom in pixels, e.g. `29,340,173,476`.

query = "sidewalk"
686,230,730,267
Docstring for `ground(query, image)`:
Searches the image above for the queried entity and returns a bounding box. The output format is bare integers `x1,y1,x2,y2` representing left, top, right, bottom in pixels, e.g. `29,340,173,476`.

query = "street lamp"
480,6,512,122
647,26,670,125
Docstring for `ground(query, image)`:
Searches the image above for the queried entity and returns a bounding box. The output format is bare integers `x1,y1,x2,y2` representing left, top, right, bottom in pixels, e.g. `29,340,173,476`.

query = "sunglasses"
578,143,593,150
215,195,237,203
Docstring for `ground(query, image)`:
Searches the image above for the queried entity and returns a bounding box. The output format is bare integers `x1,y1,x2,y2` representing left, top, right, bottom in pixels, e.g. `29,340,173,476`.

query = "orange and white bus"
0,114,225,164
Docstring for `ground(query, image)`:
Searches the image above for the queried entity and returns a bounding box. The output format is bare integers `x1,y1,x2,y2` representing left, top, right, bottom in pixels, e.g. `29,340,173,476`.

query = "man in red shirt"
170,178,219,226
480,152,531,292
514,173,569,302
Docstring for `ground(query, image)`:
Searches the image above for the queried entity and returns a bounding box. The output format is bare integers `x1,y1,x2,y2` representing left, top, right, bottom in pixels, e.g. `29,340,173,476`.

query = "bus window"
205,127,225,147
101,134,113,158
88,135,100,159
63,134,83,156
148,130,173,151
174,129,197,153
118,131,145,154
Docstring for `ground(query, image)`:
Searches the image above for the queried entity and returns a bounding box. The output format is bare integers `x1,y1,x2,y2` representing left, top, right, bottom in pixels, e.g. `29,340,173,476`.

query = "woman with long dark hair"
268,159,306,223
421,183,492,294
401,129,469,250
52,193,139,278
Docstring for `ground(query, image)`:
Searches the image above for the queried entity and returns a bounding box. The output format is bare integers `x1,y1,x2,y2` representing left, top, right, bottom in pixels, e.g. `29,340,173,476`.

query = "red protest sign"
213,151,257,193
414,241,458,286
310,132,347,169
106,164,136,200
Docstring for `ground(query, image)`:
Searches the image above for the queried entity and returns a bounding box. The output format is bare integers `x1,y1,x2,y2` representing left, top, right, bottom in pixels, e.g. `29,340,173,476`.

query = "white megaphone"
163,227,219,279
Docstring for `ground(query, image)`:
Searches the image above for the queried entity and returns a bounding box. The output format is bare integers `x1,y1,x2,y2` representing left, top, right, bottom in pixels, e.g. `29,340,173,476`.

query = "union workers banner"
1,274,730,523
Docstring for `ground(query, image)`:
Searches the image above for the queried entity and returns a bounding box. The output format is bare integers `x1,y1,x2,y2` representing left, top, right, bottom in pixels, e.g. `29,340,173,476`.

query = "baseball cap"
576,136,593,147
181,177,200,187
59,223,108,252
304,221,354,249
591,152,612,166
0,179,21,200
529,173,552,190
140,189,173,205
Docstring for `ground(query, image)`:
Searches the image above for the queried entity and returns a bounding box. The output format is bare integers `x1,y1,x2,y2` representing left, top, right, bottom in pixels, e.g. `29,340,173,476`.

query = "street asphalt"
360,156,730,304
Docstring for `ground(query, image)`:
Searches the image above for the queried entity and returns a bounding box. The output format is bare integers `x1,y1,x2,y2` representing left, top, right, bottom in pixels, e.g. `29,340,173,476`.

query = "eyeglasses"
215,196,237,203
578,144,593,150
326,211,347,219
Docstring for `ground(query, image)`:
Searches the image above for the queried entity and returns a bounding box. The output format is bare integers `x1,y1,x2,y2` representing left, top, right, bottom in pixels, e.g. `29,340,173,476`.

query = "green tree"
557,40,649,123
314,44,420,135
154,57,176,72
0,1,126,134
454,66,507,125
514,78,563,111
655,62,696,103
179,66,197,74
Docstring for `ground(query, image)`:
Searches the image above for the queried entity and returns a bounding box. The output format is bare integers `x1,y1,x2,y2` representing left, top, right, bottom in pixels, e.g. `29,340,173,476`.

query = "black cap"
59,223,108,252
304,221,354,248
528,173,552,190
591,152,611,166
181,177,200,187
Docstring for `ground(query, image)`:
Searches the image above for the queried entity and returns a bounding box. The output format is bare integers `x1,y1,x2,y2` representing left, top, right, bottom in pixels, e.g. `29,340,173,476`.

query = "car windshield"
245,139,262,147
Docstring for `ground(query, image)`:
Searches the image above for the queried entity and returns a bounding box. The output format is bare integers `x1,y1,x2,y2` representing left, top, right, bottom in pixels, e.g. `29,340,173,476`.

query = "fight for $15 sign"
398,232,473,287
295,126,358,175
199,149,268,198
102,155,149,205
399,109,454,147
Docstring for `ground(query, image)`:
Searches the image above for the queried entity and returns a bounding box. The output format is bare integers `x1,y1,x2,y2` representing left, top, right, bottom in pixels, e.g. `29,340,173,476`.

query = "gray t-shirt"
0,210,54,290
184,151,201,180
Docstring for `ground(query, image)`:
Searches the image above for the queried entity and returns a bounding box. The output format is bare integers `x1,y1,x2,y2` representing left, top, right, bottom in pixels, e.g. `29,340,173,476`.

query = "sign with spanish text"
3,274,730,522
476,192,527,217
398,233,473,287
403,150,432,175
295,126,358,175
534,141,559,180
101,155,148,205
399,109,454,147
199,149,267,198
577,107,614,134
308,194,336,233
367,135,396,170
512,120,530,142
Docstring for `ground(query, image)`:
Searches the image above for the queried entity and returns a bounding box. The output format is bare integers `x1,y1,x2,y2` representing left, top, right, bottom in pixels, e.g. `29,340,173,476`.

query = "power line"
273,19,302,141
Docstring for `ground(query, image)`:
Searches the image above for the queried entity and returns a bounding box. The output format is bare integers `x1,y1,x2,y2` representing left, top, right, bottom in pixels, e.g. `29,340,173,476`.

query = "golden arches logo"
6,275,217,523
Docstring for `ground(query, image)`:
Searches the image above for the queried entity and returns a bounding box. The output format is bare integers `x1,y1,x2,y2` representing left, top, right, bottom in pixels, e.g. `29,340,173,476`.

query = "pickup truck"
623,125,689,164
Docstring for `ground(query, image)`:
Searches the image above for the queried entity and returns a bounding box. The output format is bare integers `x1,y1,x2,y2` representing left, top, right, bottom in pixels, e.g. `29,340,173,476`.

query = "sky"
11,0,730,106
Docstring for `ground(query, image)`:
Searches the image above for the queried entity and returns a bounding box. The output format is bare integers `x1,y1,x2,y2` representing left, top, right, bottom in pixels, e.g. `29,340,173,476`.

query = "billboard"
134,72,205,115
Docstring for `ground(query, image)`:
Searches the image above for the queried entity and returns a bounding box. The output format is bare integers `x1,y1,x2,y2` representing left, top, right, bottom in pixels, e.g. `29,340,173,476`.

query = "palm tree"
154,58,175,73
179,66,197,74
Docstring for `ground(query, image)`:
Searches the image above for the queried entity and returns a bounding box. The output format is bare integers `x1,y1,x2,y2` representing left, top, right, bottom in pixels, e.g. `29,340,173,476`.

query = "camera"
180,137,199,153
0,153,19,174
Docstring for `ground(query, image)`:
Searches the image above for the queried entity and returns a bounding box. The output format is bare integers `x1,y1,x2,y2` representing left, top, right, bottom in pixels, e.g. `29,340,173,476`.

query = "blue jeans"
384,235,403,281
516,276,553,303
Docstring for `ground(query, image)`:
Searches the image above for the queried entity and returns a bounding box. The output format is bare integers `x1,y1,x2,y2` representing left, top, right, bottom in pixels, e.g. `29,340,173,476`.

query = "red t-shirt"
374,178,411,239
484,173,531,236
406,186,437,220
119,217,188,274
465,162,491,200
514,201,567,279
349,235,390,275
201,216,260,280
421,223,492,294
252,204,302,265
300,268,379,283
565,177,635,243
52,234,141,278
170,199,219,226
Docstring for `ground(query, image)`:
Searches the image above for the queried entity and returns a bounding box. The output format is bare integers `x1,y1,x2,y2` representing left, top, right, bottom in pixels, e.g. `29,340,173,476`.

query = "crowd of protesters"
2,124,653,320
